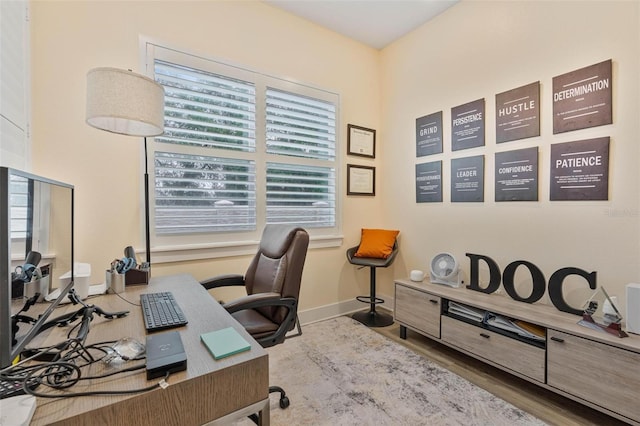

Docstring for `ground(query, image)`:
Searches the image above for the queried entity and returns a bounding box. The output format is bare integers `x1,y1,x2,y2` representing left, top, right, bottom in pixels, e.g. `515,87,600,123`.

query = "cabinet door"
394,284,441,338
547,330,640,423
441,316,545,383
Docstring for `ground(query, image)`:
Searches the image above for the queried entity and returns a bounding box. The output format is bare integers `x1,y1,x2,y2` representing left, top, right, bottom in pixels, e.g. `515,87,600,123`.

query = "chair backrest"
244,225,309,324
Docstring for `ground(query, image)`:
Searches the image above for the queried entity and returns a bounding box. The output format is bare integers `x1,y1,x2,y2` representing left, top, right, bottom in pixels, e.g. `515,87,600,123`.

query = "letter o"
502,260,546,304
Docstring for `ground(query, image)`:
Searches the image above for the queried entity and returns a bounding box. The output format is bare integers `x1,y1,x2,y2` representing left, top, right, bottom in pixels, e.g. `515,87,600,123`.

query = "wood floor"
372,321,629,426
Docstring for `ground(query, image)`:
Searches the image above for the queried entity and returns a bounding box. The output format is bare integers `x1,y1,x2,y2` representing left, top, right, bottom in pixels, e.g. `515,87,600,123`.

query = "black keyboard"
140,292,188,332
0,378,38,399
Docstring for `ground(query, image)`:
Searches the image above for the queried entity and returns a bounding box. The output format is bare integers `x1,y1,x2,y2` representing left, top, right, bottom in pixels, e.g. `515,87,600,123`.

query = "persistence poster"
451,155,484,202
415,161,442,203
451,99,485,151
495,82,540,143
495,147,538,201
416,112,443,157
552,60,612,134
550,137,610,200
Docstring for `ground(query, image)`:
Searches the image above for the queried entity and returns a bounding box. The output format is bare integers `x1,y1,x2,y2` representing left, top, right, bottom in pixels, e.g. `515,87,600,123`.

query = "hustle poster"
416,111,443,157
550,137,610,201
495,147,538,201
415,161,442,203
553,60,612,134
451,99,485,151
451,155,484,202
495,82,540,143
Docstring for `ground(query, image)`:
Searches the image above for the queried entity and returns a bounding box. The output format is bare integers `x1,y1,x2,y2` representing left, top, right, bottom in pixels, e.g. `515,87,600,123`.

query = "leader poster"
415,161,442,203
451,155,484,202
451,99,485,151
550,137,610,200
495,82,540,143
552,60,612,134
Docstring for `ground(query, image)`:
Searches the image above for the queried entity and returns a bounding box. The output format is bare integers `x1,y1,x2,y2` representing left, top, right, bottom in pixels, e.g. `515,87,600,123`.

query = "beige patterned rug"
235,316,546,425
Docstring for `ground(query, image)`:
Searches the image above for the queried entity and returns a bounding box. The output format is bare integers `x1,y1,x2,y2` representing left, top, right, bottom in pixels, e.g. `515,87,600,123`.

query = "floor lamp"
85,67,165,273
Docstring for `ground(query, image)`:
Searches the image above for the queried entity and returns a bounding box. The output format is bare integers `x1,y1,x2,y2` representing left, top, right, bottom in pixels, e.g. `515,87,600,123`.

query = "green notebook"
200,327,251,360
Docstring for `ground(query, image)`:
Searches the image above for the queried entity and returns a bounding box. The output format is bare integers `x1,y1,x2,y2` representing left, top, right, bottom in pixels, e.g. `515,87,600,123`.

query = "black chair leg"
352,266,394,327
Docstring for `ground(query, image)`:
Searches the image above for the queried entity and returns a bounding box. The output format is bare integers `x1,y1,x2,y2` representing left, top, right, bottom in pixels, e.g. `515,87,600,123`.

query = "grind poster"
451,99,485,151
552,60,612,134
495,82,540,143
415,161,442,203
495,147,538,201
451,155,484,202
550,137,610,201
416,111,443,157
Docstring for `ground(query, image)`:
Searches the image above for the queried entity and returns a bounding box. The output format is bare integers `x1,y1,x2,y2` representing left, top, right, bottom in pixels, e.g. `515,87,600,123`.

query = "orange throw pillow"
354,229,399,259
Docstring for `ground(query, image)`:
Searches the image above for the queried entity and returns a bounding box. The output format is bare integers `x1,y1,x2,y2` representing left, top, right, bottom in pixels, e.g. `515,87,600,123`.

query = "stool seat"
347,244,398,327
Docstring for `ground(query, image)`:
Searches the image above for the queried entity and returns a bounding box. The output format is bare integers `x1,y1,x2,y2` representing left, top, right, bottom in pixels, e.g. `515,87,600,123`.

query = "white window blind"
146,44,340,251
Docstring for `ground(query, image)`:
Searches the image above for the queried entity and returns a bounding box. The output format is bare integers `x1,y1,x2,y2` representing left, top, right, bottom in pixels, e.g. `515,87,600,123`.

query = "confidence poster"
416,111,443,157
552,60,612,134
451,155,484,202
550,137,610,200
495,82,540,143
495,147,538,201
451,99,485,151
415,161,442,203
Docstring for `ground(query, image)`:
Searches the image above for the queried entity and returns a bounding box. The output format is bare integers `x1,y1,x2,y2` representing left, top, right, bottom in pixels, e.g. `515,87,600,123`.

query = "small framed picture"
347,164,375,196
347,124,376,158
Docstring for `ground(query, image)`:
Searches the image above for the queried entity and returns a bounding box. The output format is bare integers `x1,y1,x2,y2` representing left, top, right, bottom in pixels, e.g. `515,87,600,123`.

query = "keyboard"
140,292,188,332
0,378,38,399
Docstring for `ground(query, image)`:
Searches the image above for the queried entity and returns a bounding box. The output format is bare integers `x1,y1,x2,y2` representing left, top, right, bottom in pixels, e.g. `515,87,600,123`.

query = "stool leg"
352,266,394,327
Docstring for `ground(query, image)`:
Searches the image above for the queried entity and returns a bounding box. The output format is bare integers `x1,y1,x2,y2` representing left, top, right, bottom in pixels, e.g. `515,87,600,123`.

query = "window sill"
147,234,344,264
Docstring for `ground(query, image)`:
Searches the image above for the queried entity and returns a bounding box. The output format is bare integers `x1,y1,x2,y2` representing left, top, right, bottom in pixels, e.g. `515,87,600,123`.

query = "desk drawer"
394,284,441,338
441,315,545,383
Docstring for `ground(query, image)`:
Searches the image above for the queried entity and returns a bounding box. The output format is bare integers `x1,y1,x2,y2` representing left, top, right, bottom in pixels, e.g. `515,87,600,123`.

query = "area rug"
235,316,546,426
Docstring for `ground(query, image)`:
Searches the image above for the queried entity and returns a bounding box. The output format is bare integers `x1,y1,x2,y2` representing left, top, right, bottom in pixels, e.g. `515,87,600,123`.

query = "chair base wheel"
352,310,394,327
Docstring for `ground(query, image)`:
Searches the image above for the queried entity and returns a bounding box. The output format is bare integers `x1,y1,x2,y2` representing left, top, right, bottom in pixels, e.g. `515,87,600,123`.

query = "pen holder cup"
125,268,149,286
106,271,126,294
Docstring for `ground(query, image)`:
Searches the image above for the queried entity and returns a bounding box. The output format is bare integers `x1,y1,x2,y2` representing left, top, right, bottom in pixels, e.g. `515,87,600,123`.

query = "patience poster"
416,111,443,157
415,161,442,203
550,137,610,201
495,82,540,143
552,60,612,134
451,99,485,151
495,147,538,201
451,155,484,202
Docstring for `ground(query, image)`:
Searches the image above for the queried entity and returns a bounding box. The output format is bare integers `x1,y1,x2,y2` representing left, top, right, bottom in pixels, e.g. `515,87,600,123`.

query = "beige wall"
380,1,640,313
29,0,640,319
29,0,386,313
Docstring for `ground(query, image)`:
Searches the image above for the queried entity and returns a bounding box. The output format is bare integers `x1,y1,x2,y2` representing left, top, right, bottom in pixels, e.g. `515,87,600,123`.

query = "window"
145,44,340,258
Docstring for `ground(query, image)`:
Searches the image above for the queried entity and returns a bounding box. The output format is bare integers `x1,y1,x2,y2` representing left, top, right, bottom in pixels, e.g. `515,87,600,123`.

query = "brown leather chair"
201,224,309,411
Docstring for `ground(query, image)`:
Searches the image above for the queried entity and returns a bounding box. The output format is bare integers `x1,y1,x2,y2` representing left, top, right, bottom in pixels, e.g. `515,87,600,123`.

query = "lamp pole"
144,137,151,267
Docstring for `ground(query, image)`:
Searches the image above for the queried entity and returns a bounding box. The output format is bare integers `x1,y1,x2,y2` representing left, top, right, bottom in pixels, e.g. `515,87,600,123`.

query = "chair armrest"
200,274,245,290
223,292,296,314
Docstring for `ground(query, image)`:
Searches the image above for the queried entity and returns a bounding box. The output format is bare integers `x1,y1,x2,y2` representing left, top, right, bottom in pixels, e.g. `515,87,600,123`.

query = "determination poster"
451,99,485,151
550,137,610,200
415,161,442,203
552,60,612,134
495,82,540,143
495,147,538,201
451,155,484,202
416,111,443,157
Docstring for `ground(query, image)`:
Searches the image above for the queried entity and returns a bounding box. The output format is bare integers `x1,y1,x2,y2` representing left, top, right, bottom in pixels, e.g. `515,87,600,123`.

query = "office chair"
347,229,399,327
201,224,309,413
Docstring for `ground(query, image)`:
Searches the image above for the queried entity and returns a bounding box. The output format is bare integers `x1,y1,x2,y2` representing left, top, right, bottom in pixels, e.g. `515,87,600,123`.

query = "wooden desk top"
28,273,269,426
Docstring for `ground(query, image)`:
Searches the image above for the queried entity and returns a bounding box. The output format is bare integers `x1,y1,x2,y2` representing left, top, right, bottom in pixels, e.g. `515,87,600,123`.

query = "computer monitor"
0,167,74,368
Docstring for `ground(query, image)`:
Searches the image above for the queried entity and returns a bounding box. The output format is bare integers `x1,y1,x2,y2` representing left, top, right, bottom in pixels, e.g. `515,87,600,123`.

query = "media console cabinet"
394,278,640,425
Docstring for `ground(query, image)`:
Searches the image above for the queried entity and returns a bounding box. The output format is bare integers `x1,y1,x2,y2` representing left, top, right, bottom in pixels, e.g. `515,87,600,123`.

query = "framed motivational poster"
495,147,538,201
416,111,443,157
451,155,484,202
495,82,540,143
415,161,442,203
451,99,485,151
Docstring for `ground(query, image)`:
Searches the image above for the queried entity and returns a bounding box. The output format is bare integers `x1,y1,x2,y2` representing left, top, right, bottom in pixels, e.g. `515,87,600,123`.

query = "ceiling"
264,0,459,49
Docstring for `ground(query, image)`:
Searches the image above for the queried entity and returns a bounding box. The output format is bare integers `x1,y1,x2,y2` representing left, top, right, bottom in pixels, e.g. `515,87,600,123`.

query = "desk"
28,274,269,426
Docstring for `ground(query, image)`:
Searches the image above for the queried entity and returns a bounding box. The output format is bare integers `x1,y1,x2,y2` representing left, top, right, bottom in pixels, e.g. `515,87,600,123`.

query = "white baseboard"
298,292,394,326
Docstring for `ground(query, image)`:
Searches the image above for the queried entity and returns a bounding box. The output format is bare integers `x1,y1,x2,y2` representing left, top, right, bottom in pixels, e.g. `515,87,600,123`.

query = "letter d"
466,253,501,294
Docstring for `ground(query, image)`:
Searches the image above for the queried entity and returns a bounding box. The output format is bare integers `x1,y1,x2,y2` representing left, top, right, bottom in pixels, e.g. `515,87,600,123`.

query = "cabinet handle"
429,299,438,304
480,333,490,339
550,336,565,343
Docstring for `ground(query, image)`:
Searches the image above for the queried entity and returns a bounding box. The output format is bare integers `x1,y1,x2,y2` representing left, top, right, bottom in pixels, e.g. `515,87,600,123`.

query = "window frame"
142,41,343,262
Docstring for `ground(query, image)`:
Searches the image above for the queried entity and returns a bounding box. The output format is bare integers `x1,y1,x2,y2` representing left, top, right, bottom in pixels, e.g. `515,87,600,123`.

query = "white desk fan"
430,252,462,287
